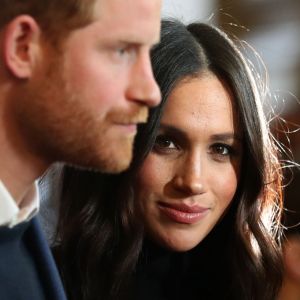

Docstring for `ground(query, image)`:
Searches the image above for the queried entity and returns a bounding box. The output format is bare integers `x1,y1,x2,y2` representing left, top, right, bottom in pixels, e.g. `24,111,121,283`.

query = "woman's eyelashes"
209,143,237,162
153,134,179,153
153,133,241,161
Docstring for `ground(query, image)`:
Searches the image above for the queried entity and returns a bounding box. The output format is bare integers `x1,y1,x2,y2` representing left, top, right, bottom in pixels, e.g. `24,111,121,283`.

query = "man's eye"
116,47,128,56
115,45,136,59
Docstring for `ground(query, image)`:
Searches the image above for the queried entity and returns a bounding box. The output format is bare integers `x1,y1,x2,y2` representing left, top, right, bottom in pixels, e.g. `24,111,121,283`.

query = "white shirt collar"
0,180,39,228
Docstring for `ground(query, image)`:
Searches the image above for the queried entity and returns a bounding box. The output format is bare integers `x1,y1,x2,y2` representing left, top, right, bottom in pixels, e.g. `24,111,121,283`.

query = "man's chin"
72,149,133,174
100,140,134,173
103,151,133,174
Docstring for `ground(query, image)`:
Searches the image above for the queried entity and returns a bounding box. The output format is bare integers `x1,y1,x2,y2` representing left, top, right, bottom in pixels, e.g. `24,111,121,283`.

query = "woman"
55,19,283,300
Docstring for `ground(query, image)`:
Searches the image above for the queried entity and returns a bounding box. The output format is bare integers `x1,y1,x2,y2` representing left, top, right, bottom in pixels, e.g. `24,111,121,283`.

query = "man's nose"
126,52,161,107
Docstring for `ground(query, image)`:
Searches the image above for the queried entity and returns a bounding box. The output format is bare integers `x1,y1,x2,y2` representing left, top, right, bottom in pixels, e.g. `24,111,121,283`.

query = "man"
0,0,161,299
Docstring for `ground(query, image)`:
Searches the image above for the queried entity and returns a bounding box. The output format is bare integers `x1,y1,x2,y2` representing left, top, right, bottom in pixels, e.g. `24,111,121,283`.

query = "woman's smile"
157,201,210,224
135,73,243,252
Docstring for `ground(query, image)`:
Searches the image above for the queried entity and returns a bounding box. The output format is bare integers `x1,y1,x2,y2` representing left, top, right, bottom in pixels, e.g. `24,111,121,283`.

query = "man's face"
14,0,161,173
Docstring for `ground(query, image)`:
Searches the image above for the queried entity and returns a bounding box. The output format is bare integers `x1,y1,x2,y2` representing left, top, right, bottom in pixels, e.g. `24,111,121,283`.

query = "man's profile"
0,1,161,299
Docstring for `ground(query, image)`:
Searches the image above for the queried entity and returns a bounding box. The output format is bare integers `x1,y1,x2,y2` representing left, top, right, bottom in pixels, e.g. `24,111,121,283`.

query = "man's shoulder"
0,217,67,300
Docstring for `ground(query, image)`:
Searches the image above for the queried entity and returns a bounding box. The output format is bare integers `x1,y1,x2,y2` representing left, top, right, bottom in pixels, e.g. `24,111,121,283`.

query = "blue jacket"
0,217,67,300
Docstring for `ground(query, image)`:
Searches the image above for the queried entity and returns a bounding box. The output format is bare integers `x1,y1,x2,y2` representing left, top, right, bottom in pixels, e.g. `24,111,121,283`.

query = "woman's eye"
213,144,230,155
210,143,235,161
153,135,178,152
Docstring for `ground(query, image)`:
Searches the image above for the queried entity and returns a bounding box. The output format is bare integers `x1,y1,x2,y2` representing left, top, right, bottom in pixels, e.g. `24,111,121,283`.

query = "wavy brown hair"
55,19,284,300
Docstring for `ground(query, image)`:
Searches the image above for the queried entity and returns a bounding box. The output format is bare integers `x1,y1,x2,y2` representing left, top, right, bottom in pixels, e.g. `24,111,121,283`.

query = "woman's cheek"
213,166,238,208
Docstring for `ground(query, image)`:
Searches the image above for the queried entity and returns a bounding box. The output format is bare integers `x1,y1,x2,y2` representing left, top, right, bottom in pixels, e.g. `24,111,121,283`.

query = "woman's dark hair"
55,19,283,300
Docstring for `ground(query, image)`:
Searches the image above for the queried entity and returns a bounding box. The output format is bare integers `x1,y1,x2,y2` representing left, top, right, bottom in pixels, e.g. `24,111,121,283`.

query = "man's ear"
3,15,42,79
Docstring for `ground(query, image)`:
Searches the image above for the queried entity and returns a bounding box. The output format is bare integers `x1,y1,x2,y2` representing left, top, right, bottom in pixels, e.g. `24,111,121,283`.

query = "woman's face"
135,73,243,251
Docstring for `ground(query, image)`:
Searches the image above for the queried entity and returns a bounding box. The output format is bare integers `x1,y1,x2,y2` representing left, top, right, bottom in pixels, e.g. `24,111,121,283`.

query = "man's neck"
0,124,48,205
0,151,47,205
0,83,49,205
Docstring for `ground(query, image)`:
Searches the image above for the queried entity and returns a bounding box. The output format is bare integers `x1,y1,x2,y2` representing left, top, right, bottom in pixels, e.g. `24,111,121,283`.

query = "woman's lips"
158,202,209,224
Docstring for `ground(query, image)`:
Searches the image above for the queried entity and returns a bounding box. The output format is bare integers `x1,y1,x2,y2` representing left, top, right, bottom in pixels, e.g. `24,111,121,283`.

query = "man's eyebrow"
124,39,159,47
117,32,160,46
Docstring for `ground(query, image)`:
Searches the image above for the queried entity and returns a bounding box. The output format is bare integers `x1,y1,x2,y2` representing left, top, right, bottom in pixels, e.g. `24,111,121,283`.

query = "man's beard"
11,56,147,174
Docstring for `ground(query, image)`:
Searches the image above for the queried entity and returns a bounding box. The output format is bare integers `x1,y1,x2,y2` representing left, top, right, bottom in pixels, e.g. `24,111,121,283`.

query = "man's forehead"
93,0,161,45
94,0,161,23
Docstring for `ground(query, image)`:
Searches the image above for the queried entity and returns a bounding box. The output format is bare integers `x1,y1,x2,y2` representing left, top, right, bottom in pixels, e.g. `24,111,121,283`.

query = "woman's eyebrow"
159,124,243,143
158,123,187,137
210,133,243,142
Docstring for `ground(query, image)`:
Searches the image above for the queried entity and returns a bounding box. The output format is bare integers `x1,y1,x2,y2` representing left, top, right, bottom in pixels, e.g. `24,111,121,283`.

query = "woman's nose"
172,154,206,196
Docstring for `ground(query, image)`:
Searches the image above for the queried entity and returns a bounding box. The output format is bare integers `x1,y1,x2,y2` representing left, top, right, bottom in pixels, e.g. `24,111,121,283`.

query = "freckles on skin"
135,73,242,252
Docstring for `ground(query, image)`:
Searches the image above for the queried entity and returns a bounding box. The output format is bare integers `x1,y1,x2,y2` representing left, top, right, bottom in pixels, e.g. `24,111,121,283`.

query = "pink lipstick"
158,202,209,224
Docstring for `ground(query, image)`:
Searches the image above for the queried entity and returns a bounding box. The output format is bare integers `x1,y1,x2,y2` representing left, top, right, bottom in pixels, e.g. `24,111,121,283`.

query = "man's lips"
114,116,148,134
114,123,138,135
158,201,210,224
113,110,149,126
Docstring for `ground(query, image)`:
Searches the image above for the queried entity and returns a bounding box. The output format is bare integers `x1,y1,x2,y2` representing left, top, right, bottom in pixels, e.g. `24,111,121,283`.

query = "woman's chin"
156,236,200,252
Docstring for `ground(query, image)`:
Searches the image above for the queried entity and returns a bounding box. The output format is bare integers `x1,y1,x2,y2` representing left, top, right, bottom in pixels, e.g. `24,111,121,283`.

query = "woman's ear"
3,15,42,79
